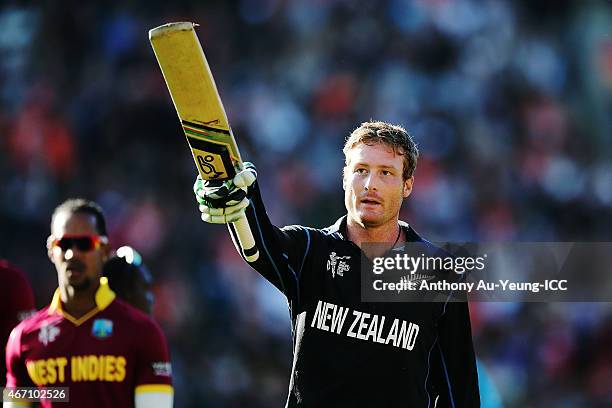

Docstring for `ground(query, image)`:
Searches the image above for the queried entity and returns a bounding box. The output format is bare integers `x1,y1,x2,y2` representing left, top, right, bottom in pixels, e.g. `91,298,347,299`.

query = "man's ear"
342,167,347,191
101,243,111,262
403,176,414,198
47,236,55,261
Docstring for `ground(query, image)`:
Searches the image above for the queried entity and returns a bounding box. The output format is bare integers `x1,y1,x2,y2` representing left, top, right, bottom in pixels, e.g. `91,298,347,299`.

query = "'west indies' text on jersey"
5,278,172,407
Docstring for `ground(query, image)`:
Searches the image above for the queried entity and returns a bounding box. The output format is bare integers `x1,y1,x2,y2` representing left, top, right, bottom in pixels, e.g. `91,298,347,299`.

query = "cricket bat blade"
149,21,259,262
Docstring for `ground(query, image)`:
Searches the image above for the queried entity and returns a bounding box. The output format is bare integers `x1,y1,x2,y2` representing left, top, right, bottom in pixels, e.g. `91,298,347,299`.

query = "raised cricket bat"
149,22,259,262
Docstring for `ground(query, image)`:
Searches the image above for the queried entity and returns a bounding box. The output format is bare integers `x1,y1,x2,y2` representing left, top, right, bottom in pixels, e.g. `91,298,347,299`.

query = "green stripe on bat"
183,127,229,140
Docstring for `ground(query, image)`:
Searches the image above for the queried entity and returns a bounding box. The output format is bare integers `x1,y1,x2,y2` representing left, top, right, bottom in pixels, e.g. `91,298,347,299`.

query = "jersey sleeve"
1,266,35,385
133,319,173,397
432,301,480,407
5,324,34,388
228,181,312,304
9,270,35,321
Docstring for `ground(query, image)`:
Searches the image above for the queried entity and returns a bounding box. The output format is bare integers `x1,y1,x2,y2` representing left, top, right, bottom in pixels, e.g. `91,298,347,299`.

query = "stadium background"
1,0,611,406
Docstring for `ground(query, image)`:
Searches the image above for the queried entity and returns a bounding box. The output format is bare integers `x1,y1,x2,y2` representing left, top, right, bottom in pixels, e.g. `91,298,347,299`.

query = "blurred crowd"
1,0,611,406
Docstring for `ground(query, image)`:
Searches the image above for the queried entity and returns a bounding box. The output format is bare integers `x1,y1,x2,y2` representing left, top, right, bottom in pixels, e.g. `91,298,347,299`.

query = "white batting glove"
194,162,257,224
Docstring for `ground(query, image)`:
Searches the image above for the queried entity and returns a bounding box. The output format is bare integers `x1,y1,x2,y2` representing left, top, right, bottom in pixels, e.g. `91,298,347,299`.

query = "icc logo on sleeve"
92,319,113,339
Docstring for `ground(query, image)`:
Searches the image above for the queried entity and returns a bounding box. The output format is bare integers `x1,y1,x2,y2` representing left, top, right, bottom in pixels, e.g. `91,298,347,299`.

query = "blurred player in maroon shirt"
0,260,36,386
4,199,173,408
103,246,154,316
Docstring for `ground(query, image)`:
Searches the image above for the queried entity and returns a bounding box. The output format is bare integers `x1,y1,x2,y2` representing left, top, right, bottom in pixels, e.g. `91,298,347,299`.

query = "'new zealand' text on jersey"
229,183,480,407
5,278,173,407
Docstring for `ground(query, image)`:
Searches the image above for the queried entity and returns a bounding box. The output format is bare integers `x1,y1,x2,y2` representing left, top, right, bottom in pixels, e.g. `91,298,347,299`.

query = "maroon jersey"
0,260,36,385
5,277,172,407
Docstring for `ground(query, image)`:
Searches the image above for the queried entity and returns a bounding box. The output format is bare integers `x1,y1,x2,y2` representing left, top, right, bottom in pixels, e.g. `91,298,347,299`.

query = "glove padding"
194,162,257,224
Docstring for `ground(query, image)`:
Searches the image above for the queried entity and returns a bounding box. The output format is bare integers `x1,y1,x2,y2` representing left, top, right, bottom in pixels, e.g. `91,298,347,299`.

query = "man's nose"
364,173,377,191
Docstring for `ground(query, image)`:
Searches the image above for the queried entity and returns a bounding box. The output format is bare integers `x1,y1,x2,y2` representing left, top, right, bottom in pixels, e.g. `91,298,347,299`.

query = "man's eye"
355,168,367,174
382,170,392,176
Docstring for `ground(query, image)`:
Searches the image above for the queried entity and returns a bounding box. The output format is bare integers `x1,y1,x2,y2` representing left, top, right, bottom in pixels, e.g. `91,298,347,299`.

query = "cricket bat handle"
233,214,259,262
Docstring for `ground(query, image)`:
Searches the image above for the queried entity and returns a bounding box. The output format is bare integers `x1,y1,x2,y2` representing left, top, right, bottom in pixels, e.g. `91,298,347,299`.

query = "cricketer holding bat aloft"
195,121,480,407
4,199,173,408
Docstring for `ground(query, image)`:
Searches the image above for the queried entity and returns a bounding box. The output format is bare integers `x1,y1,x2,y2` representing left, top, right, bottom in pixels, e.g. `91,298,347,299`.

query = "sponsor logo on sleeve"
17,309,36,321
152,362,172,377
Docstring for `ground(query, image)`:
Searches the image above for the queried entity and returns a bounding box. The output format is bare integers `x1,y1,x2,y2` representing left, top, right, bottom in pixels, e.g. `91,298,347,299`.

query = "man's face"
343,143,413,228
48,211,109,292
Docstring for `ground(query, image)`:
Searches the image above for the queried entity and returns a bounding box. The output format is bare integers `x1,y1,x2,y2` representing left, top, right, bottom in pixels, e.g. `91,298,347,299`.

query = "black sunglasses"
51,235,108,252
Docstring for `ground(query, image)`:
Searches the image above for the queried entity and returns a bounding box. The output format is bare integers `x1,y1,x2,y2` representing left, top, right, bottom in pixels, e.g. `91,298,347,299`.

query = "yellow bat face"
149,22,241,181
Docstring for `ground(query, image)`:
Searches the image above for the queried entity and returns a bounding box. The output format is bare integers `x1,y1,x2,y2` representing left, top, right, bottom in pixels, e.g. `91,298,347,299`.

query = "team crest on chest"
327,252,350,278
38,323,60,346
92,319,113,339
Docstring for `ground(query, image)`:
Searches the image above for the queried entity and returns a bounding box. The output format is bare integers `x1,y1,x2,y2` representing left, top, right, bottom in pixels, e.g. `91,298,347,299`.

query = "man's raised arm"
194,162,312,303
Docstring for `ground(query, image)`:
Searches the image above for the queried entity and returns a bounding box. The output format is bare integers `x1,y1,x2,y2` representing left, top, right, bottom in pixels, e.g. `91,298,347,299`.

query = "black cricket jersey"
231,182,480,407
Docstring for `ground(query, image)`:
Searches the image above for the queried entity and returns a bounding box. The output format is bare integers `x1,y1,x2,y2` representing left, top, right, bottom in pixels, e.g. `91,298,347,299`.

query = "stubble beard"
70,276,93,292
